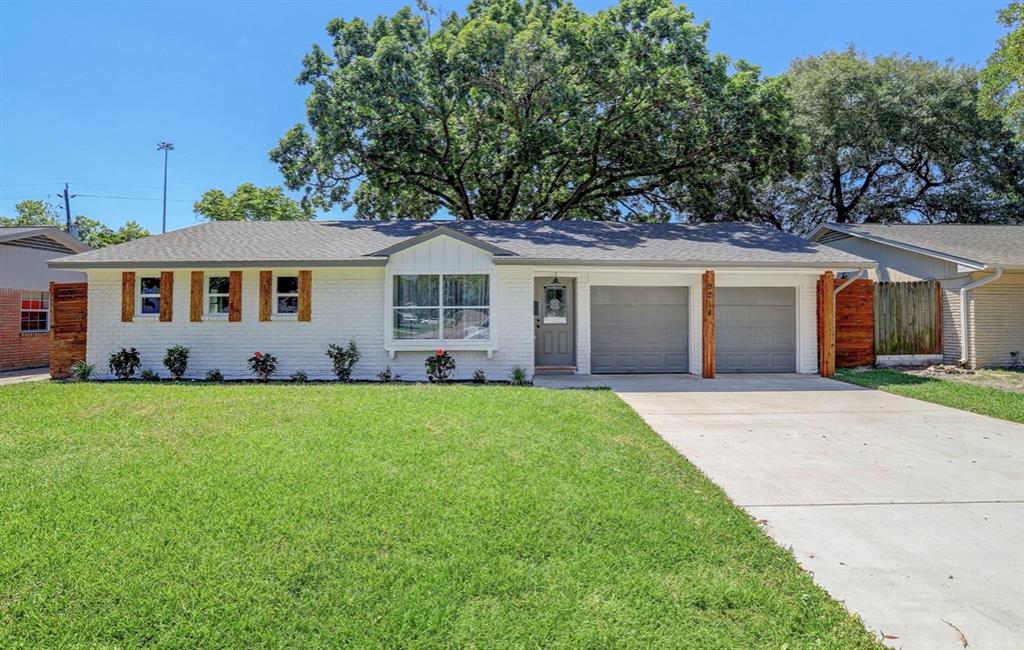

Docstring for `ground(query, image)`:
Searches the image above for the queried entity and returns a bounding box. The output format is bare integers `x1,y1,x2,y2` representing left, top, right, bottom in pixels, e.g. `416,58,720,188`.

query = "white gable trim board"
77,234,836,380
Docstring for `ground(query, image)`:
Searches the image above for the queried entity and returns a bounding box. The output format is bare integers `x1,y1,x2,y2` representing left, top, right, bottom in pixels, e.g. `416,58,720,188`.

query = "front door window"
543,285,566,324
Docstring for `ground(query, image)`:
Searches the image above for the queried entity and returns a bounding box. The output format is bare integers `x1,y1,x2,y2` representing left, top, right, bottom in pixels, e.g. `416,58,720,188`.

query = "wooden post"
702,270,715,379
819,271,835,377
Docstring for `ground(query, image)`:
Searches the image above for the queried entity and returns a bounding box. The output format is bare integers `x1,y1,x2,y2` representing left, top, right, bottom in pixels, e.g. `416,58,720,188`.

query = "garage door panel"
591,286,689,374
715,287,796,373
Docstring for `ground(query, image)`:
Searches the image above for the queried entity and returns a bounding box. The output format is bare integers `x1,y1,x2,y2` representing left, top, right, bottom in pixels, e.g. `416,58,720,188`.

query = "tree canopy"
192,183,313,221
0,200,152,248
271,0,800,221
752,49,1024,232
980,2,1024,141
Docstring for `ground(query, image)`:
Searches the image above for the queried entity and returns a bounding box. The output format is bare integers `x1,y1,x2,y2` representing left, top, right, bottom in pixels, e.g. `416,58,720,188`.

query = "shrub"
163,345,190,380
140,369,160,382
69,360,95,382
205,368,224,382
325,340,361,381
509,366,529,386
248,351,278,382
377,366,401,382
290,370,308,383
425,348,455,382
472,368,487,383
108,347,141,380
1011,351,1022,370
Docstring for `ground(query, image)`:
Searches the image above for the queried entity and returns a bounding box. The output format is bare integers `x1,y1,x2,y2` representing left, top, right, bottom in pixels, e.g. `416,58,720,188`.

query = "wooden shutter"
298,270,312,322
159,271,174,322
228,271,242,322
121,271,135,322
190,271,204,322
259,271,272,322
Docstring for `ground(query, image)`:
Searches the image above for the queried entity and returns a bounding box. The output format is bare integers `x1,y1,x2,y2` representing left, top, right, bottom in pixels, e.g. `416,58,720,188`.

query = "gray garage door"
716,287,796,373
591,286,688,373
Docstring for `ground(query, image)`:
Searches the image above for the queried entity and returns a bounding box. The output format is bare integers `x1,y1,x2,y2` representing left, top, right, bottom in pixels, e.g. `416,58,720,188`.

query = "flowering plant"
425,348,455,382
247,351,278,381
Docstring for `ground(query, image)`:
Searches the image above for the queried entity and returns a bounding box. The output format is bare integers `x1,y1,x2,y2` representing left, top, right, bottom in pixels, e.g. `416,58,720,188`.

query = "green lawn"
837,369,1024,424
0,383,877,648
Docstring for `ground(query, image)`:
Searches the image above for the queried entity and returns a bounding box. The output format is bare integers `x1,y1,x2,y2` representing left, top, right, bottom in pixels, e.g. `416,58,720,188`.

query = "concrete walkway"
536,373,1024,649
0,367,49,386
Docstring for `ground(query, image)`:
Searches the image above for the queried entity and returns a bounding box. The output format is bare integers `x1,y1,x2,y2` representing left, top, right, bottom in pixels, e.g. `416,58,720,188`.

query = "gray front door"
716,287,796,373
591,286,689,373
535,278,575,366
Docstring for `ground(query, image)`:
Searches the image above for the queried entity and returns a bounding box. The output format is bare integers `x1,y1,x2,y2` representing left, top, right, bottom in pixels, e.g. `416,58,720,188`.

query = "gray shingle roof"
815,223,1024,269
49,220,870,268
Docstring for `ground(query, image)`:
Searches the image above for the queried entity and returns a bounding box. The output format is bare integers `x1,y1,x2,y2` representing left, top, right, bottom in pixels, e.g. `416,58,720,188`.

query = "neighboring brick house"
0,227,89,371
809,223,1024,369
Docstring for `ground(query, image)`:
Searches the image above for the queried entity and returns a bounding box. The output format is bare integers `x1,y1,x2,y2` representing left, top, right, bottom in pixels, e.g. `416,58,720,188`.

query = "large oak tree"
271,0,800,221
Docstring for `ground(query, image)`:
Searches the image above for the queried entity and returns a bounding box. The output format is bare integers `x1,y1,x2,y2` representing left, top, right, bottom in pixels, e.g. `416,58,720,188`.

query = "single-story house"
48,220,870,381
809,223,1024,368
0,227,89,372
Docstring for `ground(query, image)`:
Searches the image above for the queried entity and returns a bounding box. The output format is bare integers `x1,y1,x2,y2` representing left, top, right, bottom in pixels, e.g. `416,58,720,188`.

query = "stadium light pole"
157,142,175,233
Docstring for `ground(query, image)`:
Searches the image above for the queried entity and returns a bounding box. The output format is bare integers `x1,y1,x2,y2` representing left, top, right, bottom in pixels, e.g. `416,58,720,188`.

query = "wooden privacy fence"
49,282,88,379
835,279,875,367
874,280,942,356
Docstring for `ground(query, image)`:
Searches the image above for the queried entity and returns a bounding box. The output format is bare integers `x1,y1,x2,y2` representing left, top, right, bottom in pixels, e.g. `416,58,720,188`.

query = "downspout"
959,267,1003,366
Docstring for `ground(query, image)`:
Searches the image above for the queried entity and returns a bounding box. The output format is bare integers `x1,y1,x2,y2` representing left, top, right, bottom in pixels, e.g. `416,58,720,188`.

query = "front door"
534,277,575,366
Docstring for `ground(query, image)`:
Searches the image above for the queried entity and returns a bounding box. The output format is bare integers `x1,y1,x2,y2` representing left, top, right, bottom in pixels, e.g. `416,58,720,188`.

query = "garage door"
591,286,688,373
716,287,796,373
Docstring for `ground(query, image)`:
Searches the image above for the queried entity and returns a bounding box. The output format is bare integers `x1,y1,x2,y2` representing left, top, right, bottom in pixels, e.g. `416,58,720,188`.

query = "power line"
75,193,194,203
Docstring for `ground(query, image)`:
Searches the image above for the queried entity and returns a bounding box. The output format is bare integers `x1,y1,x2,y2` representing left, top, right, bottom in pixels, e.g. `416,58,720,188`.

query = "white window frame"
273,273,300,320
205,275,231,319
136,275,161,319
20,290,50,333
387,272,494,355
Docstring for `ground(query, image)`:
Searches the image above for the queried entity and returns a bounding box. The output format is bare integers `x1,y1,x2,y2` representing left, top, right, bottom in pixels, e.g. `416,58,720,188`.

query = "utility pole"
157,142,174,233
59,182,76,234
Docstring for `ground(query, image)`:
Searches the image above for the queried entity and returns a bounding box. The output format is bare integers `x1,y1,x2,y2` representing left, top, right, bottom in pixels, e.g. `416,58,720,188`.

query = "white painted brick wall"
86,266,534,381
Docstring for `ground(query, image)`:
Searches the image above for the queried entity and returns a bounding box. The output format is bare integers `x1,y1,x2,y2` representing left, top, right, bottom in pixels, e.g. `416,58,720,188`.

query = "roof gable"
0,227,90,254
368,225,514,257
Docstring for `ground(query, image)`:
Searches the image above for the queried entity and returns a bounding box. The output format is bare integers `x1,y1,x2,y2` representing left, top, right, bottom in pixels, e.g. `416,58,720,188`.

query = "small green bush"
140,369,160,382
377,366,400,382
205,368,224,382
69,361,95,382
290,370,308,383
425,349,455,382
163,345,190,380
248,352,278,382
509,366,528,386
108,348,141,380
472,368,487,383
326,340,361,381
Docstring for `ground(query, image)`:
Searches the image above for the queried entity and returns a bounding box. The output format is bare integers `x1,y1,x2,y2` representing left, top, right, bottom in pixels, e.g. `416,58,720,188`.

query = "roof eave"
492,258,875,270
47,258,389,270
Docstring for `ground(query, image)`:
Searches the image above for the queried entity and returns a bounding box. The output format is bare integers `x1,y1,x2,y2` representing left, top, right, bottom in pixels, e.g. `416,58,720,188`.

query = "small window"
276,275,299,314
392,274,489,340
207,276,230,315
139,276,161,315
20,290,49,332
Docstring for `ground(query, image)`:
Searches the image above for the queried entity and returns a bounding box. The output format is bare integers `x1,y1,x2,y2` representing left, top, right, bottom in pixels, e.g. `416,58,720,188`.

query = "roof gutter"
959,267,1003,365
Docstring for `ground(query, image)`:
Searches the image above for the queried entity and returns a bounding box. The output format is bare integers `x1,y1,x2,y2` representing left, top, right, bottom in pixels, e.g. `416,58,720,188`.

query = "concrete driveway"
537,373,1024,649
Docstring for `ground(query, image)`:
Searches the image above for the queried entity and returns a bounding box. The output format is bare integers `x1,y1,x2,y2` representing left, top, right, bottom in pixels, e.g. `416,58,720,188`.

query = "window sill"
385,342,496,359
272,313,299,322
203,314,229,322
20,330,49,337
135,314,160,321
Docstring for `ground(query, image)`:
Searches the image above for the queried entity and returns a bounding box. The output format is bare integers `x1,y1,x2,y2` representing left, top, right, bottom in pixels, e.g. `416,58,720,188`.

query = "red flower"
254,351,263,358
435,348,445,356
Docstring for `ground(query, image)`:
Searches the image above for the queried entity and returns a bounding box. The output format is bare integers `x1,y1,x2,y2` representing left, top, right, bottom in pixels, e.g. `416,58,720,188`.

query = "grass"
837,368,1024,424
0,383,878,648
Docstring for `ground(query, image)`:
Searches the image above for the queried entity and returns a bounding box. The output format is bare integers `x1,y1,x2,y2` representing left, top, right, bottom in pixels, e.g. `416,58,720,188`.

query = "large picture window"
20,290,49,332
393,274,489,340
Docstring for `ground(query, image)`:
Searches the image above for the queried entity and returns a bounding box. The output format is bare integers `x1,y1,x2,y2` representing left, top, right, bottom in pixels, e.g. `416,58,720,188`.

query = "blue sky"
0,0,1007,232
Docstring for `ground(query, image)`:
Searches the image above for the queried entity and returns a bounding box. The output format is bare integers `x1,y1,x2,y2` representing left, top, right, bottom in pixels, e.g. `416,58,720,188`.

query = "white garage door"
591,286,688,373
716,287,796,373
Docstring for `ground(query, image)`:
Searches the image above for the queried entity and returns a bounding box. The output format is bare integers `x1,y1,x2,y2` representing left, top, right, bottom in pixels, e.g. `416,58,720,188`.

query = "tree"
271,0,800,221
73,216,151,248
755,48,1024,232
0,200,62,227
0,201,150,247
192,183,312,221
980,2,1024,140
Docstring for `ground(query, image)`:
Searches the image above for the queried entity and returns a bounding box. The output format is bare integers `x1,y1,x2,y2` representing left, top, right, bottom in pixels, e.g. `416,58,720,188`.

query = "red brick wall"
0,288,50,371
